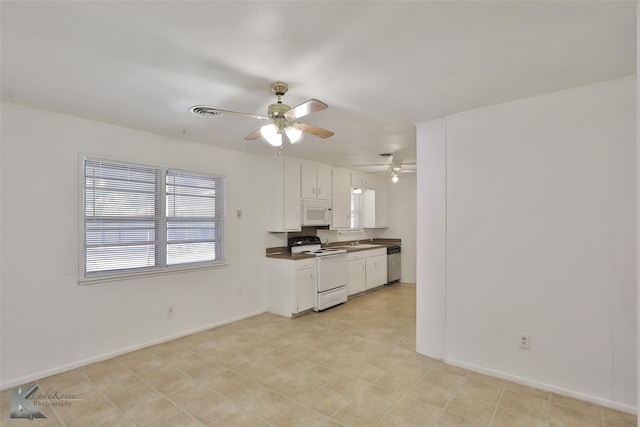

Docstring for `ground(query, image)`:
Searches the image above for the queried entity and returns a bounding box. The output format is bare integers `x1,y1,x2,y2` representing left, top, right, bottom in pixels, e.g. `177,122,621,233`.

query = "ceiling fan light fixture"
285,126,303,144
391,173,399,184
260,123,282,147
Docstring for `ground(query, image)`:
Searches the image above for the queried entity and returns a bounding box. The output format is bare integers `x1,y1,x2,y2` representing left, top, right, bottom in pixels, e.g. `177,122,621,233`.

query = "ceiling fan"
356,153,416,184
190,82,334,147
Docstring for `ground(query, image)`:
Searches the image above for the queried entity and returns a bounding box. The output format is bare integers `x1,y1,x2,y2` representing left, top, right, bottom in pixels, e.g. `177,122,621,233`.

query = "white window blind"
82,158,225,280
166,170,224,266
350,192,361,229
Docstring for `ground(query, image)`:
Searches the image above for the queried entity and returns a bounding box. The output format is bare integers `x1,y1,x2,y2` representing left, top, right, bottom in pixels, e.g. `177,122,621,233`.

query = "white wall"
0,103,271,389
375,176,417,283
415,119,447,360
636,2,640,414
417,77,637,411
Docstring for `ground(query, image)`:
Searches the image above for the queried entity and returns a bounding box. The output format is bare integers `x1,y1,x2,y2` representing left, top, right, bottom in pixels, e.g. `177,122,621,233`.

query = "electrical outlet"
519,334,530,349
167,305,175,317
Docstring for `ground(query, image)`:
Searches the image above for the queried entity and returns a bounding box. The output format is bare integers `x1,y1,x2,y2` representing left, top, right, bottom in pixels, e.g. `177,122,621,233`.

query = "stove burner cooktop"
304,247,347,256
308,248,345,255
289,236,346,256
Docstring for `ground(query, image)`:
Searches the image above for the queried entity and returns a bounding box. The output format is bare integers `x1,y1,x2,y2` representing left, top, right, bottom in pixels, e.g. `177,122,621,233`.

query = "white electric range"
289,236,348,311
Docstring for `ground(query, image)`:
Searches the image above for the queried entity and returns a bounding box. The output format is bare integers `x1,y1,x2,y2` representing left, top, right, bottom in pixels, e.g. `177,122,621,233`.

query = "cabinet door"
347,258,366,295
316,166,332,200
375,254,388,285
296,267,316,312
351,173,376,190
268,157,301,232
331,168,351,229
365,254,387,289
283,160,302,230
300,163,317,199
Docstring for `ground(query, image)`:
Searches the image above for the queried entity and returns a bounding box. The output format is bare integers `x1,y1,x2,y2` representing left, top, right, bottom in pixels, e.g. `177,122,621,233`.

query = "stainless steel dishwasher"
387,245,401,284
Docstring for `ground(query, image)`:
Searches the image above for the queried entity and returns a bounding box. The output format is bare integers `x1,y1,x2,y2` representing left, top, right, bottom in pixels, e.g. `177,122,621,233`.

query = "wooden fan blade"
290,122,334,139
284,99,328,120
215,109,270,121
190,105,269,121
244,129,262,140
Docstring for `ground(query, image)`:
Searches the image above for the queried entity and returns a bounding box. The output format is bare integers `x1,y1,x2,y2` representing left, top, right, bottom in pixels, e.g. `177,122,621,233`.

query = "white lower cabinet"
268,258,316,317
296,261,316,313
365,248,387,290
346,252,366,295
346,248,388,295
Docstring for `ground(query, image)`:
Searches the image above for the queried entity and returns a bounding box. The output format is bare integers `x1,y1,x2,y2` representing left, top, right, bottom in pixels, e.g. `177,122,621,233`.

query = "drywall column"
444,78,635,409
636,1,639,414
415,119,447,359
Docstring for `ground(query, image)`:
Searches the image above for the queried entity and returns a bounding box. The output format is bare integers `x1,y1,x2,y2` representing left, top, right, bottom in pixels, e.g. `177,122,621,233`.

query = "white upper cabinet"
351,172,376,190
331,168,352,229
301,163,332,200
317,166,332,200
268,157,301,232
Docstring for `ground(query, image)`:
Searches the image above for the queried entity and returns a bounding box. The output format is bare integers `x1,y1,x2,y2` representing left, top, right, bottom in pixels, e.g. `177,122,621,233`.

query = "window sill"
338,229,364,235
78,262,228,285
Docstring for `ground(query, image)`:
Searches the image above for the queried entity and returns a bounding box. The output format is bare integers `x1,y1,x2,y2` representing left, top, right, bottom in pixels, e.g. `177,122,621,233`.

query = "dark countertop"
265,249,316,260
266,239,401,260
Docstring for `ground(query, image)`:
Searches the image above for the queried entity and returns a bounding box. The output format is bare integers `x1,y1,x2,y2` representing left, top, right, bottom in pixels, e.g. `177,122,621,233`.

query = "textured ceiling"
1,1,636,172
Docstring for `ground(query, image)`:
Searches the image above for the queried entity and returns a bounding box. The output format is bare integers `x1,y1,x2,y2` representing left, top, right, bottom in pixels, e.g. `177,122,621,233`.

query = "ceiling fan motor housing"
268,102,291,119
270,81,289,96
268,104,290,133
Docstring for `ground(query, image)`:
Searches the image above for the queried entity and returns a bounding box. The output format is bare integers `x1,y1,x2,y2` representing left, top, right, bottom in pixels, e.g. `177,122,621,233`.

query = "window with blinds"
350,192,361,229
82,158,225,280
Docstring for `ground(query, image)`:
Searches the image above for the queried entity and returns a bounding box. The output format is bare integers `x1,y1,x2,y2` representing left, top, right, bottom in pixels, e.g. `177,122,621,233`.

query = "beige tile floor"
1,283,636,426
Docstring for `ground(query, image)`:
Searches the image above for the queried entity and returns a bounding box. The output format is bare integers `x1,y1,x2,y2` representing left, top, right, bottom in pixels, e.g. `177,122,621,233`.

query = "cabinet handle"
313,187,316,195
318,188,321,196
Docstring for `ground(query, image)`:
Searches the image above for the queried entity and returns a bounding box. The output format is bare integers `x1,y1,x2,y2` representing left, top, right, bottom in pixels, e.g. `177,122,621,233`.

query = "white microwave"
301,199,332,226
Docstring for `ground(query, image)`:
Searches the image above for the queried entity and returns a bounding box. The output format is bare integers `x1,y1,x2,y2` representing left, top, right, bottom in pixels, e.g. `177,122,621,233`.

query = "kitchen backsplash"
267,227,382,248
316,228,372,244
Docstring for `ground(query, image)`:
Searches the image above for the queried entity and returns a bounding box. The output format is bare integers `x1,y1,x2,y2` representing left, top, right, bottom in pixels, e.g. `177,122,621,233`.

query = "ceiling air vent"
189,105,224,118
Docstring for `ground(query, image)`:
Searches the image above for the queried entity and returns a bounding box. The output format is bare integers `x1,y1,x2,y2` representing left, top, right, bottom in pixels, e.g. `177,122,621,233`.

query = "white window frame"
79,156,226,284
350,190,362,230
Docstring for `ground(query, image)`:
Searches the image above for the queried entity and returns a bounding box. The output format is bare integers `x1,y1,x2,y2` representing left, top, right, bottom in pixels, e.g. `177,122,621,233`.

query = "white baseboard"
446,358,637,415
0,309,266,391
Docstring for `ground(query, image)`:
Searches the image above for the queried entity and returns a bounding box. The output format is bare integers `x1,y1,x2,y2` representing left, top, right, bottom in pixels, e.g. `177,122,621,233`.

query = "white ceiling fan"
360,153,416,183
190,82,334,147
